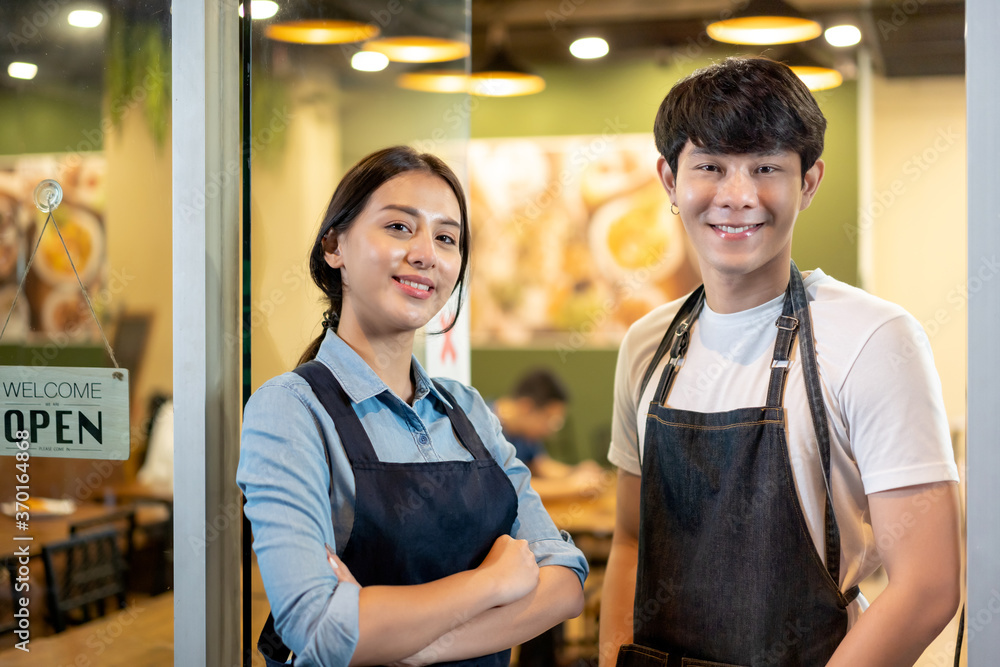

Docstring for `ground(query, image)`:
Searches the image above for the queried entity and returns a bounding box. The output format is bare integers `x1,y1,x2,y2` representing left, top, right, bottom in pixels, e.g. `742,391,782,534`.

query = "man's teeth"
716,224,758,234
399,279,430,291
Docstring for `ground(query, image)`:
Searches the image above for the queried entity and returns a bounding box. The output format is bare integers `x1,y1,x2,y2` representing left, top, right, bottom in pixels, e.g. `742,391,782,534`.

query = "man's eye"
757,166,777,174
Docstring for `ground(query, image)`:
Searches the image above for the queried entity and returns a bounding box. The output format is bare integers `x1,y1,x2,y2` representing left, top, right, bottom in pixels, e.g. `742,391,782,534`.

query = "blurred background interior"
0,0,967,665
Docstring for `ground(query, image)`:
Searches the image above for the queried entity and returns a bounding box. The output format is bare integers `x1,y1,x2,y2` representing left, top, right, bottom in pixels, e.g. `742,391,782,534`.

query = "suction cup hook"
33,179,63,213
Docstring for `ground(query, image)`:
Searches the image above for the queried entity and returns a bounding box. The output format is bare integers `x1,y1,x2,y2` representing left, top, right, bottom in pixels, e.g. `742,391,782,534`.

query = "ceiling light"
266,20,378,45
469,71,544,97
8,62,38,80
352,50,389,72
791,65,843,91
397,70,469,94
570,37,609,59
824,24,862,47
68,10,104,28
707,0,822,45
239,1,279,20
363,37,469,63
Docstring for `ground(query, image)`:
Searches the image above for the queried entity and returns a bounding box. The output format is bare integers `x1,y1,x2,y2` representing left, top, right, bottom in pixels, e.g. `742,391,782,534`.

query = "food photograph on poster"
468,134,700,347
0,153,107,344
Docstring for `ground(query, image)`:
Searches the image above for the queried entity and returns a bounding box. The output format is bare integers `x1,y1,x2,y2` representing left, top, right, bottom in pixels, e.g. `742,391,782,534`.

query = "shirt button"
418,435,428,445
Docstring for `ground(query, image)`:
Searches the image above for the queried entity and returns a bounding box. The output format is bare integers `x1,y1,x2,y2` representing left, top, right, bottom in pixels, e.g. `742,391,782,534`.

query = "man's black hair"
654,57,827,179
510,368,570,407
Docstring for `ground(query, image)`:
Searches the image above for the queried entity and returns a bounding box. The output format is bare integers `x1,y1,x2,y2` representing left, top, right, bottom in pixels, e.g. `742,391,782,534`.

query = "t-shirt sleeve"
839,314,960,494
607,326,643,475
447,382,589,588
237,382,361,666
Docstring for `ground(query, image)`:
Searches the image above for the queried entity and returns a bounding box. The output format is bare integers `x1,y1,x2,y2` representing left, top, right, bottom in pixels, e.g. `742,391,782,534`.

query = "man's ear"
799,159,825,211
322,230,343,269
657,156,678,207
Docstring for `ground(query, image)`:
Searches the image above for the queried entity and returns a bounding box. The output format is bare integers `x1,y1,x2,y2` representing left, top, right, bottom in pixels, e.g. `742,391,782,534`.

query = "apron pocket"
616,643,669,666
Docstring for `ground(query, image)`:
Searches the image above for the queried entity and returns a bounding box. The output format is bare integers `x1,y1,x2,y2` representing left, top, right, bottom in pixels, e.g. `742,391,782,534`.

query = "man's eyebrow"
381,204,460,228
688,147,786,158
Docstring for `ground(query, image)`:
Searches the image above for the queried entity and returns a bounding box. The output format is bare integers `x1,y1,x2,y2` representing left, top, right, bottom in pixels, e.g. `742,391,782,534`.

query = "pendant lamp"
708,0,822,45
469,25,544,97
785,47,843,91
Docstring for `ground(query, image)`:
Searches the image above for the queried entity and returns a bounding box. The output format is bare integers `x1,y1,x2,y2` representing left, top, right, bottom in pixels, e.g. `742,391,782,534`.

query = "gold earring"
670,203,680,216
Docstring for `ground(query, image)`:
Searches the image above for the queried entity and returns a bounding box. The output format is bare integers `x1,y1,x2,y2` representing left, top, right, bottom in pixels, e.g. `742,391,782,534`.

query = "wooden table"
107,481,173,506
0,502,128,558
0,593,174,666
541,472,617,538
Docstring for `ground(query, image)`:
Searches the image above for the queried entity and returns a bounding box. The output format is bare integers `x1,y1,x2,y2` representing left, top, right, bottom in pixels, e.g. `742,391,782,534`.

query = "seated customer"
493,368,604,501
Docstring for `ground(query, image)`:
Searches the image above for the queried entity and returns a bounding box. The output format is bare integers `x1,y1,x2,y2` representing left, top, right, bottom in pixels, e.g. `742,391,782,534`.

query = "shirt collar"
314,329,448,406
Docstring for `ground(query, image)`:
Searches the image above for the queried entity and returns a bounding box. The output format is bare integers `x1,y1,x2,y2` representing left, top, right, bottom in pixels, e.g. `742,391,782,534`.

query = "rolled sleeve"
443,381,590,589
237,380,360,667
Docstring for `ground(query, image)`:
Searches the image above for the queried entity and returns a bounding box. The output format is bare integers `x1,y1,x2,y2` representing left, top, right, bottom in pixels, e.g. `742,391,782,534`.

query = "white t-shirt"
607,269,959,622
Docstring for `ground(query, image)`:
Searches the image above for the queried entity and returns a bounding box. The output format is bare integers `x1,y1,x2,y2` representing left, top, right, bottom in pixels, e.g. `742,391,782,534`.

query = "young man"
600,57,961,667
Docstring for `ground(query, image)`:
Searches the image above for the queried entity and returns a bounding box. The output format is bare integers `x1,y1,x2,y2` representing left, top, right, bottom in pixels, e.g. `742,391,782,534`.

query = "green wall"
471,348,617,465
0,90,103,156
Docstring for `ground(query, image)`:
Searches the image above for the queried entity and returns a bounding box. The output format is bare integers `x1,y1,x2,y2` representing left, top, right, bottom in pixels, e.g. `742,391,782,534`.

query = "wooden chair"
41,529,128,633
69,506,137,563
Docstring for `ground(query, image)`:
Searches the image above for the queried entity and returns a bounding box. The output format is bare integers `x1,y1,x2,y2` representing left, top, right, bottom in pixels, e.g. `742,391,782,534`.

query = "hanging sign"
0,180,131,460
0,366,130,460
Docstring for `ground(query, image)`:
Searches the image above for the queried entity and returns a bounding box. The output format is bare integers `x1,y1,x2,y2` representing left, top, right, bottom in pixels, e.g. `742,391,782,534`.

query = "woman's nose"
407,229,436,268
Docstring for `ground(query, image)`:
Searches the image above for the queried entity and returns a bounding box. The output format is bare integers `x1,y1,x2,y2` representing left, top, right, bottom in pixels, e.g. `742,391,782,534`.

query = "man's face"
520,400,567,440
658,141,824,289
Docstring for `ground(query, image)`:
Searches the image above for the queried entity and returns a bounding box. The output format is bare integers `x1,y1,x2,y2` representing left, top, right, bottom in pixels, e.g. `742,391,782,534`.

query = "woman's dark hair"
653,57,827,180
298,146,471,365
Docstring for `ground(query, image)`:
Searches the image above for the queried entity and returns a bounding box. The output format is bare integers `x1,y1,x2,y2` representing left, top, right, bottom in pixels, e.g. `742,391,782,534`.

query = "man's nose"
716,169,758,209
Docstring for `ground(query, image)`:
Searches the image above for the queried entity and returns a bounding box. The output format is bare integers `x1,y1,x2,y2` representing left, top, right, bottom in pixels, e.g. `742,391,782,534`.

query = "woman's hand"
476,535,539,607
326,546,360,587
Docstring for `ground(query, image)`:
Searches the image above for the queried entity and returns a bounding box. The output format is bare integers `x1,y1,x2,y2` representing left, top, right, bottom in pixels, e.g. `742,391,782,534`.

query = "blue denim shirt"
237,330,589,667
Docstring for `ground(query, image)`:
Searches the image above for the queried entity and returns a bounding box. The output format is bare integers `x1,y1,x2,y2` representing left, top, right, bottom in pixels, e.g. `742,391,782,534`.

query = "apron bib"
258,361,518,667
617,262,859,667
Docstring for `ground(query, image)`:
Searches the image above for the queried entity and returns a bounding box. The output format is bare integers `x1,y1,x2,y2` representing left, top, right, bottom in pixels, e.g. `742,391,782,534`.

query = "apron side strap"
258,612,293,664
787,261,844,585
293,360,380,464
432,382,494,462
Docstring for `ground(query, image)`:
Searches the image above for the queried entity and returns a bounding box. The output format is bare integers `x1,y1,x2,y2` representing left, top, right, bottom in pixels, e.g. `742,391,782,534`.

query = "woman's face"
325,171,463,340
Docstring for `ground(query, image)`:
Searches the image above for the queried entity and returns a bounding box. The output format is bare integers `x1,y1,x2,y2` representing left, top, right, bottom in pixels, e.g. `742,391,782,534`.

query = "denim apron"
258,360,518,667
616,262,859,667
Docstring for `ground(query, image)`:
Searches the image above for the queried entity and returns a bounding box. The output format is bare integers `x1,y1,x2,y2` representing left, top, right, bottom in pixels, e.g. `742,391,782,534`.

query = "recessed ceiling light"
68,10,104,28
824,25,862,47
352,51,389,72
569,37,609,59
239,1,279,20
8,62,38,80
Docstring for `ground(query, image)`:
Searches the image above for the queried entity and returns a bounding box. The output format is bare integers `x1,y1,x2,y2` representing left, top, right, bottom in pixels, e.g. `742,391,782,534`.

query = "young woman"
238,146,587,667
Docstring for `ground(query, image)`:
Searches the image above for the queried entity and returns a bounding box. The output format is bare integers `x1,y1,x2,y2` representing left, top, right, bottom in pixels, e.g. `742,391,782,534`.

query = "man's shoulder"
807,270,912,332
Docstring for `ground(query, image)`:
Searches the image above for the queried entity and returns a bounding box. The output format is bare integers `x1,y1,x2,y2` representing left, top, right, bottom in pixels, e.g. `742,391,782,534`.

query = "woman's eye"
437,234,457,245
387,222,409,232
